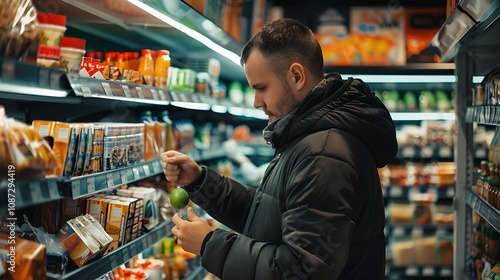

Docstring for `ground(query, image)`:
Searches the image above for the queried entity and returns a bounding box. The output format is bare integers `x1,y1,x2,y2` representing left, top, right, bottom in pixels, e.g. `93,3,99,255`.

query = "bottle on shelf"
477,160,491,199
139,49,155,86
139,110,160,161
154,50,171,89
159,111,175,151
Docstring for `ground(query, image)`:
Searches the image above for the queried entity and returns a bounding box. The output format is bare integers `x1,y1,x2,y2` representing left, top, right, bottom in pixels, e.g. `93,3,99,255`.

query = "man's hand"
161,150,202,186
171,207,214,255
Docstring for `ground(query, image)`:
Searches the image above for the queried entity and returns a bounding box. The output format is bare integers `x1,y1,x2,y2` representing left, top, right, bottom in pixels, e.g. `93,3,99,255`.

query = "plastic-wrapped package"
0,105,59,179
0,0,39,59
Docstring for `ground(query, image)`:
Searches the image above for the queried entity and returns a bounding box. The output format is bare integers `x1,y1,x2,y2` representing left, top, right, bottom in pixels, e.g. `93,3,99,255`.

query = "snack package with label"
0,0,40,59
0,106,59,179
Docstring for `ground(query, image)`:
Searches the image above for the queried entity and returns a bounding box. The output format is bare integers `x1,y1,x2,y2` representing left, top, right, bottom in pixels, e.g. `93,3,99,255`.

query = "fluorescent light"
2,84,68,97
244,109,268,120
127,0,241,65
473,76,484,84
211,105,227,113
390,112,455,121
344,75,456,83
171,101,211,110
228,107,245,116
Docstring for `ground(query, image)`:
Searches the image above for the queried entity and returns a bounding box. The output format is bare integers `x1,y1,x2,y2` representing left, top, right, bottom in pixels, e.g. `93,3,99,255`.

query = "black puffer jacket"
185,73,398,279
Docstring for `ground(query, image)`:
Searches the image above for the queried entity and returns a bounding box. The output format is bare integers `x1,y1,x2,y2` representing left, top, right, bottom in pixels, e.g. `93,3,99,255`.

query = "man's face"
244,50,301,124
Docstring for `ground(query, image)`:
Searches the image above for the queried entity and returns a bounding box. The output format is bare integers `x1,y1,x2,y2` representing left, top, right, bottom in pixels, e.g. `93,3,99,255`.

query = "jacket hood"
263,73,398,167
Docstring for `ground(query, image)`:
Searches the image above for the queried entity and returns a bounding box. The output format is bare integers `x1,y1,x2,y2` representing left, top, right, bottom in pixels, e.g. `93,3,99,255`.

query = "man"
162,18,397,279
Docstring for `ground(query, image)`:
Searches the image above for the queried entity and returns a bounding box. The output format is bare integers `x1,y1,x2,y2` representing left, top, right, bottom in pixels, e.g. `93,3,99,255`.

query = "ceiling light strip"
127,0,241,65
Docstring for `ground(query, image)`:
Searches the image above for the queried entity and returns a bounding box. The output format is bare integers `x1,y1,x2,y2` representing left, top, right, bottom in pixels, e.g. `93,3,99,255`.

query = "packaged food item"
36,45,60,68
59,37,86,74
37,13,66,47
0,0,39,59
0,110,58,179
388,200,413,224
57,216,111,267
415,236,437,265
0,233,47,280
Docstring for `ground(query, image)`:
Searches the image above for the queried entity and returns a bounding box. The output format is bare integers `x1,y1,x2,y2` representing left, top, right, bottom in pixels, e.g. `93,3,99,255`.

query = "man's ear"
289,62,306,91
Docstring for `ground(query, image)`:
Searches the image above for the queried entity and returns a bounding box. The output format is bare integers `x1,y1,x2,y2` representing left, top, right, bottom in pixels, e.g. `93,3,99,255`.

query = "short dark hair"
240,18,324,80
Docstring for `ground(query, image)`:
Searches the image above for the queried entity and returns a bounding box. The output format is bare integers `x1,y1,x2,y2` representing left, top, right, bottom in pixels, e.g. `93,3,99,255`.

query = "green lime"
170,187,189,209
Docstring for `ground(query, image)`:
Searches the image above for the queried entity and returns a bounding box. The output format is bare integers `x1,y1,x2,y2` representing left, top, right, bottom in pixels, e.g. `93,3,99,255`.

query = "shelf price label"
392,226,405,237
107,173,114,189
150,88,159,100
29,182,43,204
405,266,418,276
121,170,128,185
401,147,415,158
440,267,452,276
87,177,95,194
153,160,162,174
476,147,487,159
123,247,130,261
143,164,151,177
81,86,92,97
421,146,433,157
122,85,132,98
102,82,113,96
110,254,118,269
422,267,435,276
48,181,60,199
446,187,455,198
439,146,452,158
133,167,140,180
136,87,144,98
130,243,138,257
389,187,403,197
72,180,81,198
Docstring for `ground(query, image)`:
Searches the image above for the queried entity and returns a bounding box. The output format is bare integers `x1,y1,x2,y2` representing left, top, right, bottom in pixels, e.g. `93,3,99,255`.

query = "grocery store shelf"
47,220,174,280
383,185,455,200
466,106,500,126
66,159,164,199
430,0,500,62
49,0,246,81
0,177,63,212
386,265,453,279
464,189,500,232
0,146,234,211
396,145,487,160
385,224,454,238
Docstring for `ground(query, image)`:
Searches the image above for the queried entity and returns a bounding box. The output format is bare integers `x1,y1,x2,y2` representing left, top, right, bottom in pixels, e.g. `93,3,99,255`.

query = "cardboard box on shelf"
104,198,137,254
57,217,110,267
316,7,405,66
405,8,446,60
117,186,158,231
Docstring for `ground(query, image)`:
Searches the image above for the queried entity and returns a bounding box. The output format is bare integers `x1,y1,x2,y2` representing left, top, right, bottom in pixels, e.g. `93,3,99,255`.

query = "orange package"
0,233,47,280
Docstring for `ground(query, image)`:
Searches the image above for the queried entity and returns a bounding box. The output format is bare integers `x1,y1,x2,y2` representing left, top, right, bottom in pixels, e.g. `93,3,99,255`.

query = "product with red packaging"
59,37,86,74
36,13,66,68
